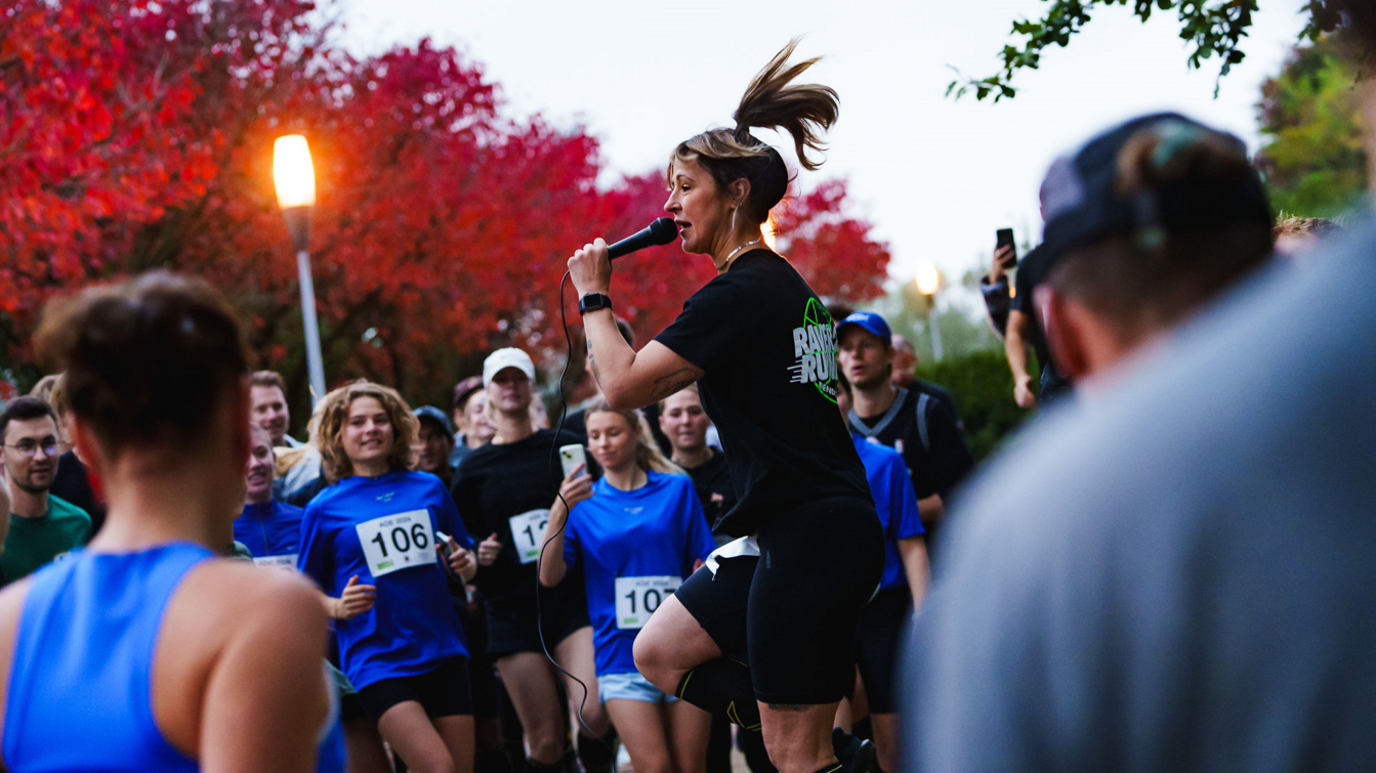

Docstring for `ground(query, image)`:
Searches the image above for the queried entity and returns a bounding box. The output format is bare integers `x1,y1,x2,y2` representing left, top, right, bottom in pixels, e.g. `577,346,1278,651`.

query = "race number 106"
355,510,438,578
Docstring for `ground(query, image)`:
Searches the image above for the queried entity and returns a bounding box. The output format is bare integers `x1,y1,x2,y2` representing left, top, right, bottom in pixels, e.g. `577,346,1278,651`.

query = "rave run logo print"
789,297,839,403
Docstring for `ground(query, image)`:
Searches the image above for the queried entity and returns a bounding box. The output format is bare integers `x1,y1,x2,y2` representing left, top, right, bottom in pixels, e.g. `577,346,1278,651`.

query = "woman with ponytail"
538,402,716,773
565,41,883,773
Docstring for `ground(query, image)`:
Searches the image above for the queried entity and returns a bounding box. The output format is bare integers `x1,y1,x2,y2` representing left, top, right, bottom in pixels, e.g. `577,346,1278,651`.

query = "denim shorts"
598,671,678,704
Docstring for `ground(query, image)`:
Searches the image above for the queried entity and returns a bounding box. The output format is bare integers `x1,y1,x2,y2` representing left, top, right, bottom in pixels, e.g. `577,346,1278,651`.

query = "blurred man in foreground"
908,34,1376,769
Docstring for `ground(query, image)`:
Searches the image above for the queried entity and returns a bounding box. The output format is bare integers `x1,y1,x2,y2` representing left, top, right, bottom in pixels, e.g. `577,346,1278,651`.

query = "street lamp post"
272,135,326,407
915,262,944,362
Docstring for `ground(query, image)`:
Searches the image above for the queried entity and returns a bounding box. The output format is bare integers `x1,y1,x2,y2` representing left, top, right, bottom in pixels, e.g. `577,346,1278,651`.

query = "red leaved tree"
1,0,891,420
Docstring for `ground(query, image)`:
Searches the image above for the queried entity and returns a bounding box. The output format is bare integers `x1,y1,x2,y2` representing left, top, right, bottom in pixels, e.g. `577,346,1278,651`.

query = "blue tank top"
2,542,344,772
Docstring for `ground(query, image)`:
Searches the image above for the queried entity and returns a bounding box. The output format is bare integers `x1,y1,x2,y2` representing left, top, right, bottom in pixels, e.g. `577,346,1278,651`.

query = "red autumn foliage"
0,0,890,415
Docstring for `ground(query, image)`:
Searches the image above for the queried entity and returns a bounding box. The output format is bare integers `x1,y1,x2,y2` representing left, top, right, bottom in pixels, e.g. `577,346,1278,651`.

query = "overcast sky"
338,0,1310,288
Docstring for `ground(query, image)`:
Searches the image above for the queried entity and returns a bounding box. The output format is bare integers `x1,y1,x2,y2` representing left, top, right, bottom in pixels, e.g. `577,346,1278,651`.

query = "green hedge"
913,349,1035,462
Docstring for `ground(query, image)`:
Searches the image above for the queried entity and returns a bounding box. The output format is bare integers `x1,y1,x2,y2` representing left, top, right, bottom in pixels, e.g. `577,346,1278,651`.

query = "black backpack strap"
916,392,932,455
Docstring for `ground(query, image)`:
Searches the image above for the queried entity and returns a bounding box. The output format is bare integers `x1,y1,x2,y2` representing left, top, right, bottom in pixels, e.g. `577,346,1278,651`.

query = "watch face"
580,294,610,314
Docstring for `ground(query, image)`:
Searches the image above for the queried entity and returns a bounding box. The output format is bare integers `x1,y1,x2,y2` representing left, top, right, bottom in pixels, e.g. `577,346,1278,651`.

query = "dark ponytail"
670,39,839,225
34,271,249,458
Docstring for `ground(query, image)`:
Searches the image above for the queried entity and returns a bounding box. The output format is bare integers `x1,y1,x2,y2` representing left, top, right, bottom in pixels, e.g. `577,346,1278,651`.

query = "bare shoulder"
179,559,325,631
0,577,36,741
154,559,329,760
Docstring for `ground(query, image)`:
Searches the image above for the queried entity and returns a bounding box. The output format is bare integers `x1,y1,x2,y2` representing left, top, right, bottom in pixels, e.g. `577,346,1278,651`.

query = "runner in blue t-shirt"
539,401,717,773
839,380,930,773
298,381,480,773
235,425,306,567
238,422,393,773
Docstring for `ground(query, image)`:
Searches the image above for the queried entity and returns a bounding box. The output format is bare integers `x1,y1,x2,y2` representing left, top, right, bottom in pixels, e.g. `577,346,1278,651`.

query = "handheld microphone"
608,217,679,260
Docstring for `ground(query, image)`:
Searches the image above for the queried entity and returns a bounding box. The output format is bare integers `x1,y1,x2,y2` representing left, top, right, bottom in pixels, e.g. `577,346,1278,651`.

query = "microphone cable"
531,269,610,750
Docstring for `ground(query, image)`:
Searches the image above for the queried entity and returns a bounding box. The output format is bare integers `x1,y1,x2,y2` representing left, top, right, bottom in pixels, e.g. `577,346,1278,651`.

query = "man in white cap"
450,348,615,773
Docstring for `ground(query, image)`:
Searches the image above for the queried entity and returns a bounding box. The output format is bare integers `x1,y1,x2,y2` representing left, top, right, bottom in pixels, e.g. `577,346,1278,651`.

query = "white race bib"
355,510,437,578
614,575,682,630
508,509,551,565
253,553,299,569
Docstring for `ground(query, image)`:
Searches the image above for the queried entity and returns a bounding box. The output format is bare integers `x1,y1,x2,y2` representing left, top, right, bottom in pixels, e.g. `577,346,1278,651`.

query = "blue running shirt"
298,471,473,689
563,471,717,676
234,500,305,567
3,542,343,772
852,434,925,590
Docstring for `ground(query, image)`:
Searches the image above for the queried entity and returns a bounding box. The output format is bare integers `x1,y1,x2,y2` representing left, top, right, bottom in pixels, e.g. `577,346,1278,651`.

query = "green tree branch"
951,0,1351,102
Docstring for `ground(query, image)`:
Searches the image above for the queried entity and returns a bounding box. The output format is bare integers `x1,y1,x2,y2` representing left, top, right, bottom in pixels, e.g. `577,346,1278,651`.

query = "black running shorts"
853,585,912,714
675,496,884,705
483,580,591,659
356,656,474,721
458,595,501,719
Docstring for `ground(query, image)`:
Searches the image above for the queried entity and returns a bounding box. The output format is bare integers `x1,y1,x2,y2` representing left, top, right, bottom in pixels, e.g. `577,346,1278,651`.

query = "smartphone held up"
996,228,1018,269
559,444,587,478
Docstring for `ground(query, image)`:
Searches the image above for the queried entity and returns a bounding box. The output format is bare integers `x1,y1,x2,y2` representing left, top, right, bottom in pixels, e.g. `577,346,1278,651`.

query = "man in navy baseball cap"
836,310,973,556
836,311,892,344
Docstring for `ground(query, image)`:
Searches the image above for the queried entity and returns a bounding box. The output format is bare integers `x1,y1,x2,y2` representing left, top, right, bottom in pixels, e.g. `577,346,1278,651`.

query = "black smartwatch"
578,293,613,316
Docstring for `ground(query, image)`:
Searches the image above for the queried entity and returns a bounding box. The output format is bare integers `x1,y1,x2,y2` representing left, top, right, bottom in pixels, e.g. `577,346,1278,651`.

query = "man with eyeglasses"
0,396,91,583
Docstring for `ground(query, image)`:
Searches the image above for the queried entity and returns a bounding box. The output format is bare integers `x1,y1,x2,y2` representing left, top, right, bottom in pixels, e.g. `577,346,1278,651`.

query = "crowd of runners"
1,7,1375,771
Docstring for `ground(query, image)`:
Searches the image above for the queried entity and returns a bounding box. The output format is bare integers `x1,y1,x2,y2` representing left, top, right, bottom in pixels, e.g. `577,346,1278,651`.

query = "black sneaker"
832,728,877,773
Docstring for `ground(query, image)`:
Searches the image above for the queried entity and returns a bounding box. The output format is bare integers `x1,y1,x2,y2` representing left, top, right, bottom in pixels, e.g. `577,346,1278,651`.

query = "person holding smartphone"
298,380,479,773
539,400,716,773
981,229,1018,339
565,40,883,773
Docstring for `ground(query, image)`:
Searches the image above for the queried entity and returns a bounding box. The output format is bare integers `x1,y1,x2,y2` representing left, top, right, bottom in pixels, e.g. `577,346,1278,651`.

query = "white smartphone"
559,444,587,478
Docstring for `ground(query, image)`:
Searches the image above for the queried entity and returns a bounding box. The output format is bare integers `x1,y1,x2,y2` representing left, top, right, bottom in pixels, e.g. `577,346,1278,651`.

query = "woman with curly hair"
299,380,479,773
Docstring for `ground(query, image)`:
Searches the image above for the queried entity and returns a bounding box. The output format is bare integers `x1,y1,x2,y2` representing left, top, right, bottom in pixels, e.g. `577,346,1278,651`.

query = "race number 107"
614,575,682,630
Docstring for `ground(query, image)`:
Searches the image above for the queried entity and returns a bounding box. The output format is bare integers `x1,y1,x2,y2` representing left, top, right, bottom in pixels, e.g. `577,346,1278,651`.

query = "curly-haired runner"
566,40,883,773
299,380,481,772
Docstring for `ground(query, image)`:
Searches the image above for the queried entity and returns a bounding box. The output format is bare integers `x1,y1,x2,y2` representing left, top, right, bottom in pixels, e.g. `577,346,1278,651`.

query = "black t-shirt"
1012,253,1073,398
654,250,870,536
682,449,737,539
449,428,583,603
848,387,975,510
49,451,106,535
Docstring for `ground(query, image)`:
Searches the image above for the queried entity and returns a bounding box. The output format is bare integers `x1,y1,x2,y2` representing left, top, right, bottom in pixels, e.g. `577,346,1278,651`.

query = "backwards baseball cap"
412,406,454,439
1038,112,1271,274
483,347,536,387
836,311,892,343
451,375,483,411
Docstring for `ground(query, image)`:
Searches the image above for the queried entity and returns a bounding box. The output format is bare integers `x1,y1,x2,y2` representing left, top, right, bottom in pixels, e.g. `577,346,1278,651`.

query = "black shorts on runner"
459,594,500,719
484,580,591,659
853,585,912,715
356,656,474,721
675,495,884,705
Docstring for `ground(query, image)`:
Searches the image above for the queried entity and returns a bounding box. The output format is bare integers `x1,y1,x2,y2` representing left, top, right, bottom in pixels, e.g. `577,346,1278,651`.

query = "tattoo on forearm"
649,368,699,401
588,352,603,389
